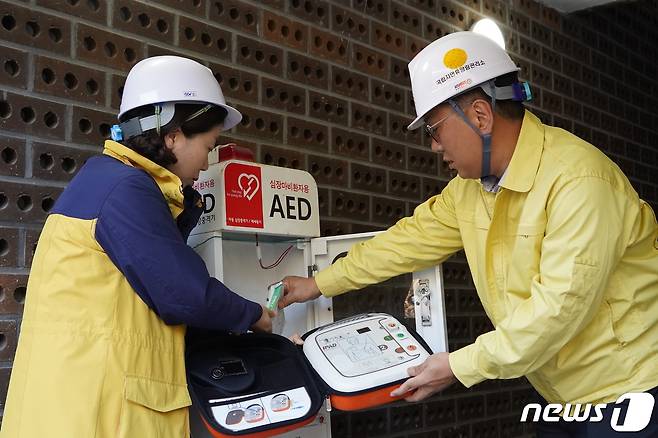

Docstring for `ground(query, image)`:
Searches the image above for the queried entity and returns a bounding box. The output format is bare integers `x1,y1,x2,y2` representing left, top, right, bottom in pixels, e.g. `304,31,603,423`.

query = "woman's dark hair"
119,103,228,167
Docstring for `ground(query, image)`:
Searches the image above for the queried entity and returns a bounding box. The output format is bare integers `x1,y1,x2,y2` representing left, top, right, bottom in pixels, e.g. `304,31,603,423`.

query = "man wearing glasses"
279,31,658,436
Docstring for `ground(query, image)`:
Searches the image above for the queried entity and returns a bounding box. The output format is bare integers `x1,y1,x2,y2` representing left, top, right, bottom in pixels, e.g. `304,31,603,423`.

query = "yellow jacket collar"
102,140,184,217
499,111,545,193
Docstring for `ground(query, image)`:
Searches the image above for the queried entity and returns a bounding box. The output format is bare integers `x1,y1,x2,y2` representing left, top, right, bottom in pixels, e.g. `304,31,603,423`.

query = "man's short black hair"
455,72,525,120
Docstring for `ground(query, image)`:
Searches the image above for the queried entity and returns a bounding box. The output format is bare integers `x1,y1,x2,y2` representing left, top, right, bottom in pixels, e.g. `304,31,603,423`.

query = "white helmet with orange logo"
407,31,528,131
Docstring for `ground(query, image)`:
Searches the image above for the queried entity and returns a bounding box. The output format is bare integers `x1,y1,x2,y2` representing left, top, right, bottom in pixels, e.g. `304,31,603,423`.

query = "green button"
384,335,393,341
396,333,405,338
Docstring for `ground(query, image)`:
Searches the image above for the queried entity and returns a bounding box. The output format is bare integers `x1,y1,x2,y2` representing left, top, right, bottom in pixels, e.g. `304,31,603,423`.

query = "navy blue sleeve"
95,174,262,331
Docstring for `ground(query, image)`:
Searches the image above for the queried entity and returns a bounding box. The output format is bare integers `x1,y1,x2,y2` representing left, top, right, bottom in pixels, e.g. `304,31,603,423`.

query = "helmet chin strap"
447,84,495,178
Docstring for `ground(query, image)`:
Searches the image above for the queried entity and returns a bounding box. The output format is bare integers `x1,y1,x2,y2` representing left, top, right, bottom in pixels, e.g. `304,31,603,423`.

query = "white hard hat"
119,55,241,130
407,31,519,130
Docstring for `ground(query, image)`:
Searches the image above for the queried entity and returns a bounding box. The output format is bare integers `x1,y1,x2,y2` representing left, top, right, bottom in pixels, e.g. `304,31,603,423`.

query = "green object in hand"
267,281,284,311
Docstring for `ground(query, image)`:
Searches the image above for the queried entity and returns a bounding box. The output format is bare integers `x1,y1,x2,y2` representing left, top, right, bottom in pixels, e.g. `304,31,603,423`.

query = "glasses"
423,113,453,144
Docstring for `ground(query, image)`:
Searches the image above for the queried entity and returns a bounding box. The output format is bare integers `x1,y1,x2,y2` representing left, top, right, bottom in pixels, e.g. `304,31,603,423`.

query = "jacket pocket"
118,376,192,438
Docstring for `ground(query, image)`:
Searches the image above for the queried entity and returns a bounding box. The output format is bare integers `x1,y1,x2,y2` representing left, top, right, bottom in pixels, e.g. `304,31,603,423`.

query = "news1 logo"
520,392,655,432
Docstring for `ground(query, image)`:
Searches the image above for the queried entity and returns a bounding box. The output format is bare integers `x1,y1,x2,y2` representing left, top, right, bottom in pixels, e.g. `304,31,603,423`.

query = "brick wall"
1,0,657,436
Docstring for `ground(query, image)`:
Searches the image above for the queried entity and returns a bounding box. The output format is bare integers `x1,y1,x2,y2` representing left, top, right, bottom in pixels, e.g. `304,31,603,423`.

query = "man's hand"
390,352,457,402
250,305,276,333
278,276,322,308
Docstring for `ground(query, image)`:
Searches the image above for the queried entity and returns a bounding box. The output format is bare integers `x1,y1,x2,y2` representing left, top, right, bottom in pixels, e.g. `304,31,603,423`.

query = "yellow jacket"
1,141,261,437
316,111,658,405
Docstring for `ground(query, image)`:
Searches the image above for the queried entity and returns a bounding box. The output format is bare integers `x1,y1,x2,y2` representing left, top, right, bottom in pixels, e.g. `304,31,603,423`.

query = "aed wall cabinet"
189,156,448,438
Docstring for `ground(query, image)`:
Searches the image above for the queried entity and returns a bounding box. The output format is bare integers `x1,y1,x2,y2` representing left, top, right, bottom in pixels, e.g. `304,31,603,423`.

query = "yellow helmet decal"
443,48,467,69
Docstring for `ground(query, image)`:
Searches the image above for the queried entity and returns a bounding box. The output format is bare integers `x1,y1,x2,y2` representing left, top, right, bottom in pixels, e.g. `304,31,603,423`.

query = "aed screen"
356,327,371,334
220,360,247,375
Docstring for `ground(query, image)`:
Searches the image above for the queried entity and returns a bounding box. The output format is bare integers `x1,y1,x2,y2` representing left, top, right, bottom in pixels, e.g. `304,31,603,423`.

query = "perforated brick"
552,32,572,56
109,74,125,110
372,138,405,168
0,274,27,314
483,0,507,23
406,34,426,59
331,127,369,160
531,64,552,89
472,419,500,438
319,218,351,237
309,91,348,125
287,117,328,152
353,0,388,21
210,63,259,104
422,177,447,200
351,102,386,135
519,37,541,62
352,43,389,80
76,24,142,71
408,0,438,10
349,407,388,436
437,1,469,28
331,190,369,221
389,56,411,87
157,0,204,16
37,0,106,23
235,105,283,142
0,2,71,56
582,106,600,128
0,181,62,223
24,229,39,268
0,319,18,361
391,404,423,430
287,52,329,89
572,41,590,65
262,10,308,51
0,228,18,267
34,56,106,106
331,66,368,101
388,170,421,200
260,144,304,170
237,35,283,76
562,56,581,82
309,27,349,65
261,78,305,115
389,113,421,144
0,136,25,177
179,16,231,61
372,195,406,225
408,147,439,176
351,162,385,192
307,154,347,187
288,0,329,27
114,0,174,44
391,2,423,36
32,142,98,182
0,92,66,140
423,16,452,41
316,187,329,216
371,79,405,112
0,46,28,90
425,399,456,427
330,5,369,42
72,106,113,145
371,23,406,59
209,0,259,35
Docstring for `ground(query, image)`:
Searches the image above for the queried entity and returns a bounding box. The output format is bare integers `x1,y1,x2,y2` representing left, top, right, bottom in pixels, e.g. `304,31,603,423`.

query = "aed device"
187,313,432,438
